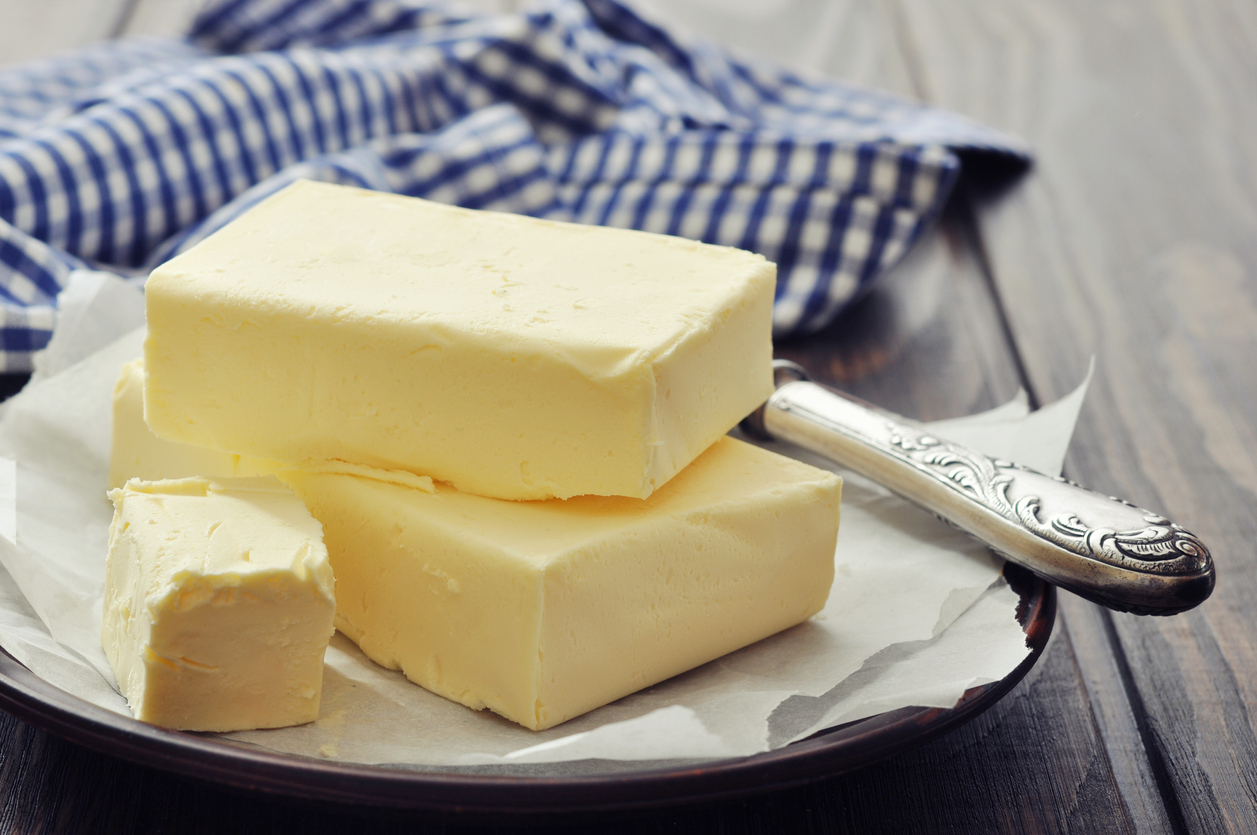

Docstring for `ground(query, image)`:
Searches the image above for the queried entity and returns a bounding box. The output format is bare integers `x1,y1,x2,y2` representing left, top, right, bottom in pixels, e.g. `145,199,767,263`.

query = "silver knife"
741,361,1215,616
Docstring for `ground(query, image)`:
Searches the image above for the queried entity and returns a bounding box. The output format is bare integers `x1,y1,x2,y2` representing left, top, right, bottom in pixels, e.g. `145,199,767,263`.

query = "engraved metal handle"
742,361,1215,615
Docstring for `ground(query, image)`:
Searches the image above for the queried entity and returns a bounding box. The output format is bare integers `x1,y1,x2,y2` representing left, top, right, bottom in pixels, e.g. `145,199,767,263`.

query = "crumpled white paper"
0,272,1088,769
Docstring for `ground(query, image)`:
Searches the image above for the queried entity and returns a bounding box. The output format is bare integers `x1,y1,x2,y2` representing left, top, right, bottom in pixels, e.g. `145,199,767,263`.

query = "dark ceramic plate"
0,563,1053,817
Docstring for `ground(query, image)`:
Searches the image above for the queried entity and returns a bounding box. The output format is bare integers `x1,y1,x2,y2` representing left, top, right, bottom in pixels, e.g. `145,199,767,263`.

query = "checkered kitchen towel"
0,0,1029,371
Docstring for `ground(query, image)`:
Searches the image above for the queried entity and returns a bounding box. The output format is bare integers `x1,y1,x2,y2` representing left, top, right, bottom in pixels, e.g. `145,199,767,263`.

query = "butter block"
284,437,840,731
110,358,437,492
143,180,776,500
109,358,276,488
102,476,336,731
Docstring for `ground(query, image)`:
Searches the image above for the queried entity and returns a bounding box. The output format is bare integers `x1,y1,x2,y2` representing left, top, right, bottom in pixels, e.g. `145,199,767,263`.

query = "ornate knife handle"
742,361,1214,615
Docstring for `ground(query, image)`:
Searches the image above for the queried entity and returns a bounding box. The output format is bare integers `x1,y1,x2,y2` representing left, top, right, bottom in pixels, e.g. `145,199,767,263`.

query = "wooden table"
2,0,1254,831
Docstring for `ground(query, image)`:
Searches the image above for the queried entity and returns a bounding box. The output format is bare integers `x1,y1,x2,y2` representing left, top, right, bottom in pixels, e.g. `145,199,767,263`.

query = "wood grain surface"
894,1,1257,831
1,0,1254,832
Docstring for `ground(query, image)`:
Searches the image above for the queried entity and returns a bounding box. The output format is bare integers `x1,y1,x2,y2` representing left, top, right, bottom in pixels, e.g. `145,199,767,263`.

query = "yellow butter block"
143,180,776,500
102,476,336,731
109,358,276,489
111,358,445,492
283,437,840,731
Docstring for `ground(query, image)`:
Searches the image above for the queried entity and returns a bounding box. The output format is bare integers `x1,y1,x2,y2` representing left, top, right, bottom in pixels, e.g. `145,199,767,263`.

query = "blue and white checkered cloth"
0,0,1028,371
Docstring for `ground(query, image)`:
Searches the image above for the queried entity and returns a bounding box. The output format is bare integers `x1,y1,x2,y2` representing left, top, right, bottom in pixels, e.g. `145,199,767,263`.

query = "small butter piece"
143,180,776,500
284,437,840,731
102,476,336,731
109,358,277,488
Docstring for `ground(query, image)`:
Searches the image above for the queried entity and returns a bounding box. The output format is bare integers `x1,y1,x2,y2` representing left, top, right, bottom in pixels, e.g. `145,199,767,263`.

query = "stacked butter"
109,180,842,732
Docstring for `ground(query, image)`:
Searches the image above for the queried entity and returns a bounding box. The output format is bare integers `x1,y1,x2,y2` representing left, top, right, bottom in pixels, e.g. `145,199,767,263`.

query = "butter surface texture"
102,476,336,731
284,437,840,731
143,180,776,500
111,358,439,491
109,359,276,488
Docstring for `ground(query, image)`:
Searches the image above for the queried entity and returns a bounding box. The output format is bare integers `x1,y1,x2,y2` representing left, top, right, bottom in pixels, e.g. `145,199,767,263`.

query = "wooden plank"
0,0,133,67
118,0,202,39
803,634,1142,834
1057,593,1180,832
633,0,919,99
893,0,1257,830
777,211,1153,834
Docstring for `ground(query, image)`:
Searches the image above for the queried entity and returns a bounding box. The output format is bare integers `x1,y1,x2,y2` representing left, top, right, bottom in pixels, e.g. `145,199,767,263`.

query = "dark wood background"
2,0,1254,831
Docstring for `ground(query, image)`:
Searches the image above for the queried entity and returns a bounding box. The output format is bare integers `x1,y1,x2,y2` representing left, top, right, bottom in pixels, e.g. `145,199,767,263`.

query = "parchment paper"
0,271,1088,769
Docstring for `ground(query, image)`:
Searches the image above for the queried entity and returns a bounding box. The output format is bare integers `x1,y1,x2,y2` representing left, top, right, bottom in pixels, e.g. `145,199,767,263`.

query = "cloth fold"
0,0,1029,371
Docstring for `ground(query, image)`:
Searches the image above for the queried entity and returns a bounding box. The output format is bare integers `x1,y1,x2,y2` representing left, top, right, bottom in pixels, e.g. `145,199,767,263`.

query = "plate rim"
0,564,1054,817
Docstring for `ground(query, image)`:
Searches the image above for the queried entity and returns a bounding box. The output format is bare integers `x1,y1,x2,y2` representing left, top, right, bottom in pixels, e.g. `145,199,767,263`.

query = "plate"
0,564,1052,817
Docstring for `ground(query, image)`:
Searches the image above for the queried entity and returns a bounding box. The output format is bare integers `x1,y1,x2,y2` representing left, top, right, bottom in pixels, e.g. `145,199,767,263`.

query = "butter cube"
102,476,336,731
284,437,840,731
143,180,776,500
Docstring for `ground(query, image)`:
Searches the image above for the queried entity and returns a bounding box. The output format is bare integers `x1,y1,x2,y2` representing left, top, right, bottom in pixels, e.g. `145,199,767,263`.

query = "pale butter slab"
283,437,840,731
109,358,277,488
143,180,776,501
102,476,336,732
111,358,443,491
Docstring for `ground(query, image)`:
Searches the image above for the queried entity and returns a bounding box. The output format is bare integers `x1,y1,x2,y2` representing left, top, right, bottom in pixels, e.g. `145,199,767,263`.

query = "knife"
741,361,1215,615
